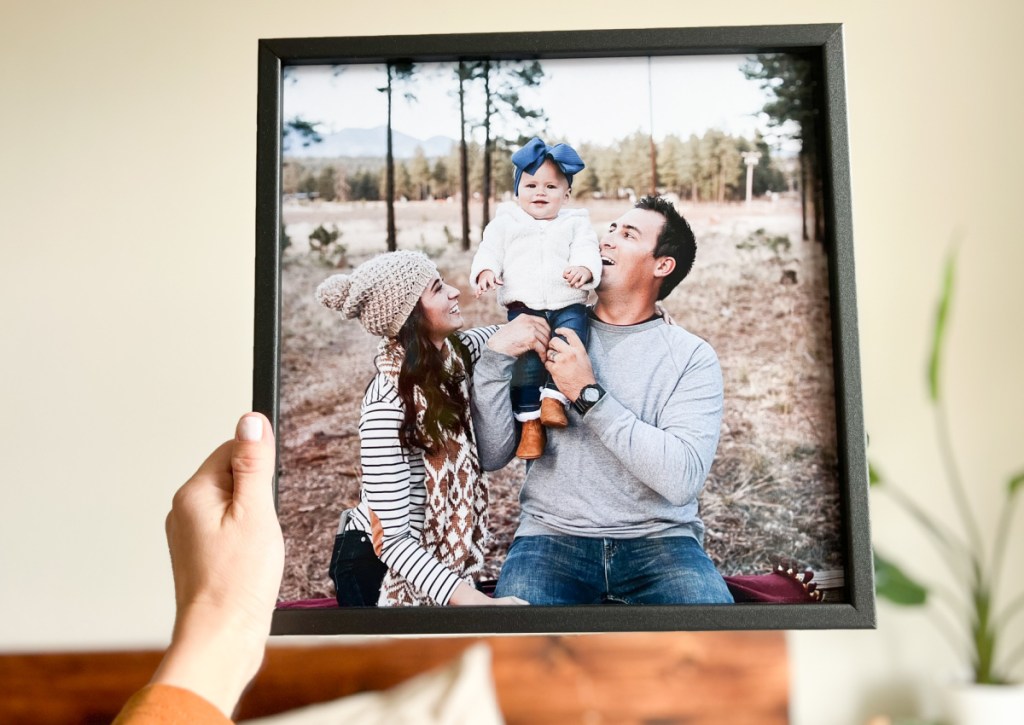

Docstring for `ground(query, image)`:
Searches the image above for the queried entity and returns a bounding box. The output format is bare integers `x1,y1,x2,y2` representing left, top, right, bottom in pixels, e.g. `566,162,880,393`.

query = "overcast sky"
283,54,796,150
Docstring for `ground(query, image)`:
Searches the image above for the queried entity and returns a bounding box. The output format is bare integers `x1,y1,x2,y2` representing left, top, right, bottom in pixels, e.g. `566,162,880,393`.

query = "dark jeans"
507,303,589,415
329,530,387,607
494,534,735,605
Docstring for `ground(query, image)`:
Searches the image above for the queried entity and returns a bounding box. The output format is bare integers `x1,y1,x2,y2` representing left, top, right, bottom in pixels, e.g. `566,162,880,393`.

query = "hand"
562,265,593,289
150,413,284,718
486,314,550,358
544,327,596,402
491,595,530,605
474,269,503,297
450,582,529,605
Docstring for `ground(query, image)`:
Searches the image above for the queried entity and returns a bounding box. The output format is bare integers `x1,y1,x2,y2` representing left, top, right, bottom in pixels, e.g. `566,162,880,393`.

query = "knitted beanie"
316,251,437,338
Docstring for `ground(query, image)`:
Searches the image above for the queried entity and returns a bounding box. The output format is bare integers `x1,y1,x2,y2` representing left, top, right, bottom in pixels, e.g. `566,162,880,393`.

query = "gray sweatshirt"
472,316,724,545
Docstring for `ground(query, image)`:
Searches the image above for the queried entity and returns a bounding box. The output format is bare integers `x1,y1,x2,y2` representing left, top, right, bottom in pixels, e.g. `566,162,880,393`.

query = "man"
472,195,733,605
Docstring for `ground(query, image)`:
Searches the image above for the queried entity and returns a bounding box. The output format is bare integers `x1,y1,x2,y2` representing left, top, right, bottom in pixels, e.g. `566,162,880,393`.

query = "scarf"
371,337,488,606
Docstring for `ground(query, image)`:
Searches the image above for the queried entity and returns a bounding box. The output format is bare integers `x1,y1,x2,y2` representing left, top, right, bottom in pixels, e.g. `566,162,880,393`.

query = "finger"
548,332,576,354
528,326,550,356
543,359,558,376
494,278,504,286
498,596,529,605
553,328,583,349
186,439,236,495
516,314,550,336
530,316,551,335
230,413,276,508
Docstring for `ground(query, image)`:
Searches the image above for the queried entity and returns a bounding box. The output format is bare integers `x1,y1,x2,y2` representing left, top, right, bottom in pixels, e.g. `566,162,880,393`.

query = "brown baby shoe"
516,419,545,460
540,397,569,428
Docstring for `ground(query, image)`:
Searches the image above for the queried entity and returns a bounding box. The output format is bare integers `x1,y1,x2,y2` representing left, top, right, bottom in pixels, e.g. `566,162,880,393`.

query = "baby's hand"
563,266,593,289
475,270,502,297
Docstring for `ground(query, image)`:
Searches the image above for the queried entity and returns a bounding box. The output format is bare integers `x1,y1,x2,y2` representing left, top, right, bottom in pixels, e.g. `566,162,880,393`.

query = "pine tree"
742,54,823,241
379,61,416,251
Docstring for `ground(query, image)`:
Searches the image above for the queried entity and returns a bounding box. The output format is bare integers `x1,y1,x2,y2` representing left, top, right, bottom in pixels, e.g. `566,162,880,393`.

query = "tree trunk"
458,63,470,251
385,64,397,252
813,154,825,244
481,61,492,236
800,149,824,243
649,135,658,197
799,151,809,242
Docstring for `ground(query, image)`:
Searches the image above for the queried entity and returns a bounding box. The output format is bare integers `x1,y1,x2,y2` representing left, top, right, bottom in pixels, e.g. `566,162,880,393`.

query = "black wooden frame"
254,23,874,635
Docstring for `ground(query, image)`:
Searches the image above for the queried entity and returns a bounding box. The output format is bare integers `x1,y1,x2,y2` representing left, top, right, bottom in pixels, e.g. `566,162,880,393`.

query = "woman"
316,251,525,607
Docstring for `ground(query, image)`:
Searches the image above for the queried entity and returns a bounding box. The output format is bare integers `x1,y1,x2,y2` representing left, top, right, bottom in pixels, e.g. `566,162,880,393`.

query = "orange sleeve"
112,683,232,724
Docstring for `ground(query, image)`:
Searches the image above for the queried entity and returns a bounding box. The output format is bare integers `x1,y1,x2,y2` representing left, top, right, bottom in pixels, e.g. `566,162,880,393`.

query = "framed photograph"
254,24,873,635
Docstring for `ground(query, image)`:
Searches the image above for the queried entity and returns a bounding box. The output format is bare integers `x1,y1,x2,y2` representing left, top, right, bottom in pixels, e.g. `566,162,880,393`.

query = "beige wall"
2,1,1022,723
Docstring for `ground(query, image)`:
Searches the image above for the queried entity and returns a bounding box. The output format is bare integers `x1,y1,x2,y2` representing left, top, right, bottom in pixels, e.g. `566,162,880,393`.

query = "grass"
275,197,843,602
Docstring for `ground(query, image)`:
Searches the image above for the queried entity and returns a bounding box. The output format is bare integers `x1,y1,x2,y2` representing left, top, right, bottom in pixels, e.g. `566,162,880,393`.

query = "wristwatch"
573,383,606,416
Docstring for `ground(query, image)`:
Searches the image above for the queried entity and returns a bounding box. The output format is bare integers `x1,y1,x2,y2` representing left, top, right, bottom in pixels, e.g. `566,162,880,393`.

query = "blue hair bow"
511,137,585,196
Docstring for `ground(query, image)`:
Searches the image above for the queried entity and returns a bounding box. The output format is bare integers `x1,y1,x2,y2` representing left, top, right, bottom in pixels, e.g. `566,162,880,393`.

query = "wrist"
566,376,597,402
152,602,269,717
573,382,605,416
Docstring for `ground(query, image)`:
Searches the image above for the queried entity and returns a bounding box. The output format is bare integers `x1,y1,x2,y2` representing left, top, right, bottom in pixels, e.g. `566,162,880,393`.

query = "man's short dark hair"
635,195,696,300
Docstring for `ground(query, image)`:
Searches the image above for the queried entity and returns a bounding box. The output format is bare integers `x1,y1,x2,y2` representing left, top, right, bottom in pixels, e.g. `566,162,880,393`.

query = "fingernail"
237,415,263,441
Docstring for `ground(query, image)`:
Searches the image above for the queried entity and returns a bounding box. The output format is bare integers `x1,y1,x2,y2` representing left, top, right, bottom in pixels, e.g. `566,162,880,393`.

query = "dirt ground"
276,197,842,602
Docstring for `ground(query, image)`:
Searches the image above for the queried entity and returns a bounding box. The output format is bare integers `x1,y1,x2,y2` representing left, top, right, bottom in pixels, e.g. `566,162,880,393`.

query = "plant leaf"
874,552,928,605
1009,470,1024,496
928,248,957,402
869,461,882,486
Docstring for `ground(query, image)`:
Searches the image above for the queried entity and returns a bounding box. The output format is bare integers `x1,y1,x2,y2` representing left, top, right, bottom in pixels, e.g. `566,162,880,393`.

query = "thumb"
555,327,582,348
231,413,276,508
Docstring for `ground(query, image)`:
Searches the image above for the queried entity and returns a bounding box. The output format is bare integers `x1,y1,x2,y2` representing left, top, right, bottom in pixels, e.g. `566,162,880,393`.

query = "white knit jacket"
470,203,601,311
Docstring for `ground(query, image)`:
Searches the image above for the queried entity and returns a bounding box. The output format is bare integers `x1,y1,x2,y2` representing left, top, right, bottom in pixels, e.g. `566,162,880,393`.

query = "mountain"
284,125,454,159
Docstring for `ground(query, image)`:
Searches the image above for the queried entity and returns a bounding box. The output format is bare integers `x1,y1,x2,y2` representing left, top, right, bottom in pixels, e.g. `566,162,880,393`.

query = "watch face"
583,386,600,403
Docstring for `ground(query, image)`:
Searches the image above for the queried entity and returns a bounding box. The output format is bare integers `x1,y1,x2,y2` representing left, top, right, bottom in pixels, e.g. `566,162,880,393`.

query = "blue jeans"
494,534,734,605
507,303,589,416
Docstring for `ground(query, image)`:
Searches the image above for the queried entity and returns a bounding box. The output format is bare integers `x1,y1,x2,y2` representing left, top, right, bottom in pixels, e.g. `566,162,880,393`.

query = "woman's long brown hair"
393,304,473,453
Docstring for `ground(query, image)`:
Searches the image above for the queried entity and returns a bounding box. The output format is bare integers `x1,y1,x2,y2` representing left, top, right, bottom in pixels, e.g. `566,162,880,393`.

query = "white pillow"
241,643,503,725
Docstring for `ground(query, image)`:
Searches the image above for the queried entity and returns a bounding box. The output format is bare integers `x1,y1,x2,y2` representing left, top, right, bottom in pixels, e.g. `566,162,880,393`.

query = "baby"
471,137,601,460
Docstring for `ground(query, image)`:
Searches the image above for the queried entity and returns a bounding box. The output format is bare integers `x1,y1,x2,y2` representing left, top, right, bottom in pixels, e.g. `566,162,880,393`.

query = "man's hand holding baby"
544,327,596,401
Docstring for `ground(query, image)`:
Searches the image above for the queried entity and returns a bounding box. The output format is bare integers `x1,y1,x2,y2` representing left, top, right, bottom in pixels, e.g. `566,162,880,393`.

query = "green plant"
736,227,791,257
307,223,347,267
442,224,457,246
280,222,291,251
872,250,1024,684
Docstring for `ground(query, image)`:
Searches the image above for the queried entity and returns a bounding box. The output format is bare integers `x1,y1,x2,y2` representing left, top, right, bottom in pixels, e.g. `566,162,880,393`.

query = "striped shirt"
345,326,497,605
